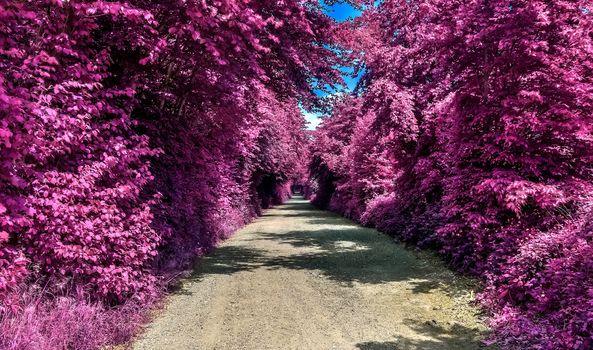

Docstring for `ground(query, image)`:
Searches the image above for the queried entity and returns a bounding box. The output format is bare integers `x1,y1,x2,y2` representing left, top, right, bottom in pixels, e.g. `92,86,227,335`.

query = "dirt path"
134,197,489,350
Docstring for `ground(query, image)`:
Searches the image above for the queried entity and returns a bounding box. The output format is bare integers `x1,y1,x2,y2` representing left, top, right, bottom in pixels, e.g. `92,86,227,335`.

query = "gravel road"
133,197,489,350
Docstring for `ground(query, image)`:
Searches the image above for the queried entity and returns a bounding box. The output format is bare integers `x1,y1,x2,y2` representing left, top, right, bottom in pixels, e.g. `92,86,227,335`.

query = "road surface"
134,197,488,350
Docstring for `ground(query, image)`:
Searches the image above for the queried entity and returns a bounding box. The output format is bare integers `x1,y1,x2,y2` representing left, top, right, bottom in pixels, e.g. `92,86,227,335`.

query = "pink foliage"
0,289,149,350
1,0,338,348
5,0,591,348
310,1,593,348
0,0,160,304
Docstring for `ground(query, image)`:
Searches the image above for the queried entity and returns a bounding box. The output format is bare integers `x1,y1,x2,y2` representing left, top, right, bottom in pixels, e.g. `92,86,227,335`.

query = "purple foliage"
310,1,593,348
0,0,339,348
0,288,150,350
3,0,591,348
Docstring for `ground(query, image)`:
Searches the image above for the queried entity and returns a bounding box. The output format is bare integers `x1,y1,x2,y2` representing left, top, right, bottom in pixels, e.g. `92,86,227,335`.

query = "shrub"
310,1,593,348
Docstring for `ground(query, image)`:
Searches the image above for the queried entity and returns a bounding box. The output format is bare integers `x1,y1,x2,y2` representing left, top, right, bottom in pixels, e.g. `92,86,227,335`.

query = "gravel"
133,197,489,350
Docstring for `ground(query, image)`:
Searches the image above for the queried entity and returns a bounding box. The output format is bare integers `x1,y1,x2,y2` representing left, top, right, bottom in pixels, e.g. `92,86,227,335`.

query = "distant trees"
310,1,593,348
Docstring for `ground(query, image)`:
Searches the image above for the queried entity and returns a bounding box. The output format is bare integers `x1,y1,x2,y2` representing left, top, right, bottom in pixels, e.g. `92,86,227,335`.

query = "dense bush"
0,0,339,348
0,0,161,306
3,0,591,348
132,0,339,272
310,1,593,348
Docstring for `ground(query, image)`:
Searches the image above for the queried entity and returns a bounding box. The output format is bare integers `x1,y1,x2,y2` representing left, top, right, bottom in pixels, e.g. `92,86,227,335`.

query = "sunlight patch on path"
133,197,490,350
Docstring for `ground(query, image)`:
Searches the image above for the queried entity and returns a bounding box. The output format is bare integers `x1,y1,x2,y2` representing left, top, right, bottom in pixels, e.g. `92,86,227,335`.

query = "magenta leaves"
1,0,340,348
309,1,593,349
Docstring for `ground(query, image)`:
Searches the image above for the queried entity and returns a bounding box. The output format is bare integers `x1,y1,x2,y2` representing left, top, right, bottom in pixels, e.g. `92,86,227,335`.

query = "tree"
310,1,593,347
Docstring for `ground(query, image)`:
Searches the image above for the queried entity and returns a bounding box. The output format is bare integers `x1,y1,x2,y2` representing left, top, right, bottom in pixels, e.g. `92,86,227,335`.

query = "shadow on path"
137,197,491,350
356,318,491,349
190,198,479,300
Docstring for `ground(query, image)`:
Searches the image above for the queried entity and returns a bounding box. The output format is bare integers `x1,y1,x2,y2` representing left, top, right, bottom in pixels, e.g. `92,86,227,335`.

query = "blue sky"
303,1,363,130
322,1,362,22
